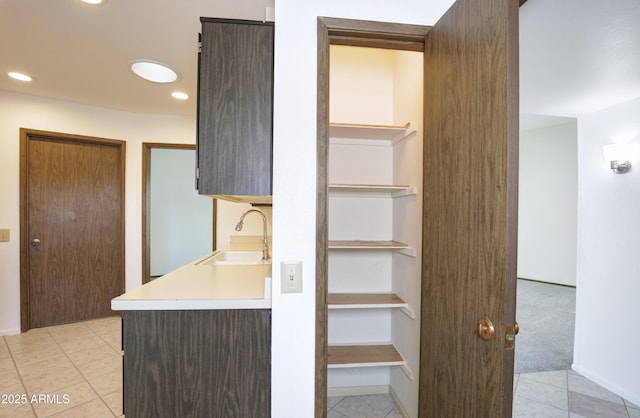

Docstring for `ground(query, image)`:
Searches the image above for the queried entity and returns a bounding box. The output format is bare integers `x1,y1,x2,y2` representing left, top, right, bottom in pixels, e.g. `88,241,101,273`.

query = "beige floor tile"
76,354,122,396
29,381,99,417
65,342,119,367
17,355,73,382
0,338,10,359
101,390,123,416
569,391,629,418
0,356,16,373
11,344,65,368
50,398,115,417
0,368,24,394
99,333,122,353
20,356,85,395
521,369,568,390
85,317,121,337
49,324,98,345
515,375,568,411
0,382,27,403
0,402,36,418
5,331,58,354
54,333,104,349
513,396,567,418
332,394,396,418
568,372,625,405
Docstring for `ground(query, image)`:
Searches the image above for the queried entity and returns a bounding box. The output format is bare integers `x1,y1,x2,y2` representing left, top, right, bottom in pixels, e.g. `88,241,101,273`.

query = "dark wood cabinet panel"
197,18,274,198
122,309,271,418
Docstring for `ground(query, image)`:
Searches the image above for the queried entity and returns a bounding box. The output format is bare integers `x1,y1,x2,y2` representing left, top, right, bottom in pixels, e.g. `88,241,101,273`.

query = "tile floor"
0,316,122,417
2,317,639,417
328,370,640,417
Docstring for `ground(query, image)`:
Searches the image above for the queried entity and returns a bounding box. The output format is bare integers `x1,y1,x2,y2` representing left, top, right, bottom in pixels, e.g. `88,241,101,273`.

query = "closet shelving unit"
327,121,417,379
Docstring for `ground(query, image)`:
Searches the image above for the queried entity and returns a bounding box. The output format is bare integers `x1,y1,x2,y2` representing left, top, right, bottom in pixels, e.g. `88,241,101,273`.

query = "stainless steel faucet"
235,209,270,261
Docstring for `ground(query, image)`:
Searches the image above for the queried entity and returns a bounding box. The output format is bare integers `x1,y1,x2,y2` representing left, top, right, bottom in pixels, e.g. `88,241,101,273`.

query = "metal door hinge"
505,323,519,349
195,167,200,180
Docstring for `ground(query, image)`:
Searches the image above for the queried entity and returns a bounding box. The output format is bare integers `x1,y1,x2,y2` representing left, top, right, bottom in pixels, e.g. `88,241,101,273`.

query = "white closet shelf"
328,240,408,249
328,293,416,318
327,344,406,368
328,293,407,309
329,122,415,146
329,184,417,197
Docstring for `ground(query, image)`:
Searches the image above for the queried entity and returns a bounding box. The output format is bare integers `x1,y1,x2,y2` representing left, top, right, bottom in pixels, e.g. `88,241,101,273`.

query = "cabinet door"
198,18,273,197
123,310,271,418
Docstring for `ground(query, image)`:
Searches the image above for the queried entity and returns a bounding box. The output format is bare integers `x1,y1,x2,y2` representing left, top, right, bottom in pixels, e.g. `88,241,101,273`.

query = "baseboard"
388,385,410,418
572,364,640,407
327,385,389,397
0,327,21,336
518,276,576,288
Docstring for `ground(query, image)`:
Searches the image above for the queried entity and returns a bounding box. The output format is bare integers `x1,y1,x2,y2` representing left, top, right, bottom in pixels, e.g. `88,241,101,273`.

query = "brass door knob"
31,238,41,247
477,317,496,340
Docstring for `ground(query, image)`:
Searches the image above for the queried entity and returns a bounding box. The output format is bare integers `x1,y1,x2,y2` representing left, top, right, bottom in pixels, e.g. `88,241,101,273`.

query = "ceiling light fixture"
81,0,107,5
8,72,33,82
130,60,179,83
171,92,189,100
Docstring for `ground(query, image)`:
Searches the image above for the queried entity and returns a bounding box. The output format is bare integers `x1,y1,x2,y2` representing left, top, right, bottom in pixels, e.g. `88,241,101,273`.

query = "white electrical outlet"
281,261,302,293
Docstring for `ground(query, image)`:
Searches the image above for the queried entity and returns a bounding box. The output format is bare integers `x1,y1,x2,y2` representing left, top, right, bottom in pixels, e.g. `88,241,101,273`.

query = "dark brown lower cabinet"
122,309,271,418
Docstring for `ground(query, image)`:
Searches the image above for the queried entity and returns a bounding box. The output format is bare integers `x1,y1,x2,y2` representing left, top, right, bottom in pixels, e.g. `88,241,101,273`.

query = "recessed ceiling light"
8,72,32,82
130,60,179,83
81,0,107,5
171,92,189,100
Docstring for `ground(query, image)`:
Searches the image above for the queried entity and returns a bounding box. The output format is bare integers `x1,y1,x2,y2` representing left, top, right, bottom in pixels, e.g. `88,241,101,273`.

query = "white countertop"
111,240,272,311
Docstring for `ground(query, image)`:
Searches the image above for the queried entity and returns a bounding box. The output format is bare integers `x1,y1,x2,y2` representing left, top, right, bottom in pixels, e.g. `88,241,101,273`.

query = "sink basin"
197,251,269,266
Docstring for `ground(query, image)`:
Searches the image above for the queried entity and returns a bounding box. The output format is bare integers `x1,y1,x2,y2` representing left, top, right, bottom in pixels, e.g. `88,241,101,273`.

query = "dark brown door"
419,0,519,416
20,129,125,330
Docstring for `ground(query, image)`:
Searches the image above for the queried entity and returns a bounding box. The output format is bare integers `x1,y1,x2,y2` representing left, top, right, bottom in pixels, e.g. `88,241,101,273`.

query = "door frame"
317,8,520,415
19,128,126,332
141,142,217,284
315,17,432,417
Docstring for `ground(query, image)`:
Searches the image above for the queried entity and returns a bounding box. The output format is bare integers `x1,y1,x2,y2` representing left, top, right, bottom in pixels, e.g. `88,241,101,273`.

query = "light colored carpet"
514,278,576,373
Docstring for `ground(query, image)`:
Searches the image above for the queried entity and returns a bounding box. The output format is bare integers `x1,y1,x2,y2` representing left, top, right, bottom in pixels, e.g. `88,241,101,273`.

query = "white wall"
272,1,453,416
518,121,578,286
573,96,640,405
215,200,273,249
0,91,271,335
0,90,196,335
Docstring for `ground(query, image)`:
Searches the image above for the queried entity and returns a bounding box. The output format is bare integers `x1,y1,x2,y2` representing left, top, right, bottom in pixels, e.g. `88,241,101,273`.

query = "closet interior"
326,45,424,416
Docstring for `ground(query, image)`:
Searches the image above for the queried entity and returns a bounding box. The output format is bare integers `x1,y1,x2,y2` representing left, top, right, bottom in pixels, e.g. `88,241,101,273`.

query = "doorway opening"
516,117,578,373
316,18,430,417
20,129,125,332
141,143,216,284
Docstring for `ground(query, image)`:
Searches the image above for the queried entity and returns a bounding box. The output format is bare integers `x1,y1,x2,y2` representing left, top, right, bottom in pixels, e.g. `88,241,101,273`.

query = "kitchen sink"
197,251,270,266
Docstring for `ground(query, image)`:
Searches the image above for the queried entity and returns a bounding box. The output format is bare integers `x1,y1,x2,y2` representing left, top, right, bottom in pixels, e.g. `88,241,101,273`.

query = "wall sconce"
603,143,634,174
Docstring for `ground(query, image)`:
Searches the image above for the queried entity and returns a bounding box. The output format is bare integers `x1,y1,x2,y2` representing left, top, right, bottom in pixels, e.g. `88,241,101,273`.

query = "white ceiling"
1,0,639,121
520,0,640,118
0,0,272,116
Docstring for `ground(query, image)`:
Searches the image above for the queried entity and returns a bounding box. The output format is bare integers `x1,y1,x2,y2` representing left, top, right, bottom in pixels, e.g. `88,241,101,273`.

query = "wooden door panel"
64,142,122,321
420,0,519,416
21,130,125,330
28,139,66,328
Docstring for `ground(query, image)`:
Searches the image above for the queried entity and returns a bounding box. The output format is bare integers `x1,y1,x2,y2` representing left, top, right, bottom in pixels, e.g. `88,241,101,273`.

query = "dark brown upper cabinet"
197,18,274,204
